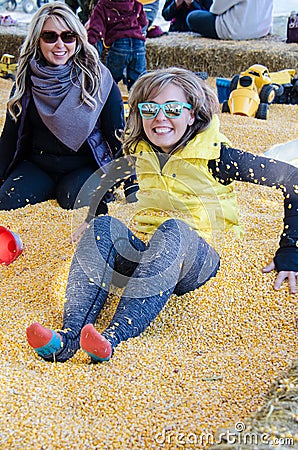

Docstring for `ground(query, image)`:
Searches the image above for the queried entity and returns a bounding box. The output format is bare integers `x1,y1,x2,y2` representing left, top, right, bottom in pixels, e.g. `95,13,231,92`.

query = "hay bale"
0,25,27,57
146,33,298,77
1,26,298,77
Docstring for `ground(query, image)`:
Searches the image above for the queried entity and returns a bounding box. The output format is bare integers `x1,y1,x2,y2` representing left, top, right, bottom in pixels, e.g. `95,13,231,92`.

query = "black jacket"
0,82,124,183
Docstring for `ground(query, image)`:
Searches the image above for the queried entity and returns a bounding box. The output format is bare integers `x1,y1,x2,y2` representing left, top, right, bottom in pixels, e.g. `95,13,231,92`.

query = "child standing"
87,0,147,89
26,68,298,364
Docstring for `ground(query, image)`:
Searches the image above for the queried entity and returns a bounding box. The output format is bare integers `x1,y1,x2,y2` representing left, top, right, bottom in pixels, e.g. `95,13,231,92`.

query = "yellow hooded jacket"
133,116,243,243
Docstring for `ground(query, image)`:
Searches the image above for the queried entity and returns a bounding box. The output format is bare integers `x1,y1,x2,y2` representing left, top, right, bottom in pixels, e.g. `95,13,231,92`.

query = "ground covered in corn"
0,77,297,449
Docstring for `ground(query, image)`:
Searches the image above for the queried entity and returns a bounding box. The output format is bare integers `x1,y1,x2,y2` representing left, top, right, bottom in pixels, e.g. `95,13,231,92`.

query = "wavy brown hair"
8,2,102,121
123,67,220,156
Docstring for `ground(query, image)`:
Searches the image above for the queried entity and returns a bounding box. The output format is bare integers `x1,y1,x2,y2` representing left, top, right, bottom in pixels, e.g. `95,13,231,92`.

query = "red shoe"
80,324,112,362
26,322,62,357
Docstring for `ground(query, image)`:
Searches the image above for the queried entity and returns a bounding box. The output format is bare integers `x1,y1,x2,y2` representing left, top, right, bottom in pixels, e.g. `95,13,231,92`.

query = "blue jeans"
106,38,146,90
186,10,218,38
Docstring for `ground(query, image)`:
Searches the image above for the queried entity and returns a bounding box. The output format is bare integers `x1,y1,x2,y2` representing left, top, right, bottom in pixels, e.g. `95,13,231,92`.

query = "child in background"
87,0,147,90
26,67,298,364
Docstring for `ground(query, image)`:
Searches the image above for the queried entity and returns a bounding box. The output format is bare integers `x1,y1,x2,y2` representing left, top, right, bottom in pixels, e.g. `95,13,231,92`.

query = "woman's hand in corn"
263,260,297,294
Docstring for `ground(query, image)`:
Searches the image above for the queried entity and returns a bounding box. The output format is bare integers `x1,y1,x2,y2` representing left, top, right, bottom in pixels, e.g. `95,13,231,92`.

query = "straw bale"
0,26,297,77
0,24,26,57
146,33,298,77
0,77,298,449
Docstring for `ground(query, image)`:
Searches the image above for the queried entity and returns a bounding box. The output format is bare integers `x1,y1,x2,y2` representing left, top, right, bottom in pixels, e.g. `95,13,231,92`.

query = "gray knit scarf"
30,58,113,151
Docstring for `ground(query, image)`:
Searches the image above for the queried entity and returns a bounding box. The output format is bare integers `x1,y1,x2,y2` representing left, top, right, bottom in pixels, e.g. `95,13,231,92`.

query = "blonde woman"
0,2,128,213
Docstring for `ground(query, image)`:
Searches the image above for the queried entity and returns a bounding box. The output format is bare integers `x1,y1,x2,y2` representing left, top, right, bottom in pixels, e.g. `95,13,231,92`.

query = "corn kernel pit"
0,77,297,449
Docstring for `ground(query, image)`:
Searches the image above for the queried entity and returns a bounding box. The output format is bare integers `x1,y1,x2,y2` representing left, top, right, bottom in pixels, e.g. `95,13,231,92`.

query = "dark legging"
49,215,220,362
186,10,218,38
0,160,103,210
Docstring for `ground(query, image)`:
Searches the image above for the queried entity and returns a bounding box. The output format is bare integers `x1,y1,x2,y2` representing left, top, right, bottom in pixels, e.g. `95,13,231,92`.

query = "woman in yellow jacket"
26,68,298,363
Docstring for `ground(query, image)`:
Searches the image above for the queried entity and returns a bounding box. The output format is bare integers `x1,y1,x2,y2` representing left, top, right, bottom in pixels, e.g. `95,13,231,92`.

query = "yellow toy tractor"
222,64,296,120
0,54,17,80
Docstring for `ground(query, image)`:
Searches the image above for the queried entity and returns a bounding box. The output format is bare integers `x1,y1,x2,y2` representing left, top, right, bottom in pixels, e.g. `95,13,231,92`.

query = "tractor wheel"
272,83,284,97
259,84,276,104
290,78,298,104
222,100,230,113
256,103,269,120
270,84,285,104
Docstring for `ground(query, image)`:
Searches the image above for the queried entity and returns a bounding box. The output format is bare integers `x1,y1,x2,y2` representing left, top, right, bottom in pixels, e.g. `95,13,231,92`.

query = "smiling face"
141,83,195,154
39,17,76,66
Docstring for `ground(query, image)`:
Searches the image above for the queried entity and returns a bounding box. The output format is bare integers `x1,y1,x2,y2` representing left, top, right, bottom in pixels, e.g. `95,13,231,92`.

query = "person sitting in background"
0,2,133,213
186,0,273,40
87,0,147,90
162,0,212,32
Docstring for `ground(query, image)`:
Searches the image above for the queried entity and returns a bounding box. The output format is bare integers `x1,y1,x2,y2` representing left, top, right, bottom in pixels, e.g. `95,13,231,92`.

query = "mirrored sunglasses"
138,101,193,119
40,31,77,44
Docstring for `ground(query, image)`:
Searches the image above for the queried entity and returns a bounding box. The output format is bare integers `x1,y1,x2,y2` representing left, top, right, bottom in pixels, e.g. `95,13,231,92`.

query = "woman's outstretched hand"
71,221,88,243
262,260,297,294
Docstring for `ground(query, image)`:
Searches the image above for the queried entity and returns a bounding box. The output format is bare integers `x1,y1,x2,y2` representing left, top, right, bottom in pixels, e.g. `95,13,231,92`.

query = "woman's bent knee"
159,218,190,232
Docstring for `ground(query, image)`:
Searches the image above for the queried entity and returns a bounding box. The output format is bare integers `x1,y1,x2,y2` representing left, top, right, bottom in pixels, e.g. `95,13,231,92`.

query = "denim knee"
158,218,191,234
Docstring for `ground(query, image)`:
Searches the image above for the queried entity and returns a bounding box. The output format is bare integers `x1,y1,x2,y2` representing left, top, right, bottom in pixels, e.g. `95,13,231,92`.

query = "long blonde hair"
8,2,102,121
123,67,219,155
